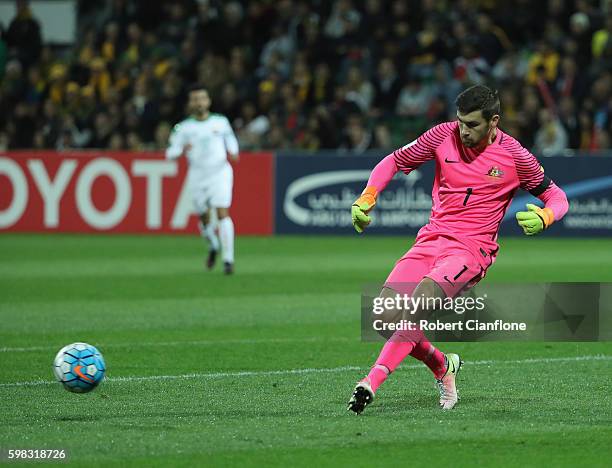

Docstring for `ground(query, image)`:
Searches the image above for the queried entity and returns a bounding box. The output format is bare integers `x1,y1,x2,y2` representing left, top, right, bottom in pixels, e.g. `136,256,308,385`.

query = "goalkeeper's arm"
516,180,569,235
353,124,448,232
352,155,399,233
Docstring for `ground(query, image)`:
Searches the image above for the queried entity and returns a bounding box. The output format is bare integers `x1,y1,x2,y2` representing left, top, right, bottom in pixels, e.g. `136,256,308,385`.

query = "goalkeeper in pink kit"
347,85,569,413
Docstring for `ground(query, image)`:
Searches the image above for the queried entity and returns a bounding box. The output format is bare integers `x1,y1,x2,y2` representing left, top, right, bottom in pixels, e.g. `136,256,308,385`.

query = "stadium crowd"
1,0,612,154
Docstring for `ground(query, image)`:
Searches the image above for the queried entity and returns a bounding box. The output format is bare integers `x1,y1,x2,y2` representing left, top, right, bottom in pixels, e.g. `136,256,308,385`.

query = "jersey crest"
486,166,505,178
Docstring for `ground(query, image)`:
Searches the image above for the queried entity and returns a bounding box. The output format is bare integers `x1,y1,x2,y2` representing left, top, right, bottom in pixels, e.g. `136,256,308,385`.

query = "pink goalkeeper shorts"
385,233,486,298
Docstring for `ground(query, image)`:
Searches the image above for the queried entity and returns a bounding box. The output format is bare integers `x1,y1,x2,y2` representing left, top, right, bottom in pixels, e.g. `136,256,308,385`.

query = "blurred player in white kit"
166,84,239,274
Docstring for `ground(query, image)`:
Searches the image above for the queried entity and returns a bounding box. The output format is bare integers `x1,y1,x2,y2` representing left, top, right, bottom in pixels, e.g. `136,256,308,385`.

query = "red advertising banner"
0,151,274,235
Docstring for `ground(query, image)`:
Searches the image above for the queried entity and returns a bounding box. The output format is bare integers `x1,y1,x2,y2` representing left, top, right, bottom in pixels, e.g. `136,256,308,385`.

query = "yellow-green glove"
516,203,554,235
351,187,377,233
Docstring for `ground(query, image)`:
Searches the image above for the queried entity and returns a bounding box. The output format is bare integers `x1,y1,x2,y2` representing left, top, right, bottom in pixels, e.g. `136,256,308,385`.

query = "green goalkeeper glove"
351,187,377,233
516,203,554,236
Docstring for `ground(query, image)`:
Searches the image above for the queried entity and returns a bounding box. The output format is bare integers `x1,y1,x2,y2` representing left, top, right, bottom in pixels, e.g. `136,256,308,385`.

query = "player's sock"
363,364,390,393
199,221,220,251
219,217,235,263
363,329,420,392
410,336,447,380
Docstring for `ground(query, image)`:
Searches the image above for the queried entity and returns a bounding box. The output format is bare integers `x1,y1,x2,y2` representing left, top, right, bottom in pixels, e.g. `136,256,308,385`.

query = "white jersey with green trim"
165,113,239,186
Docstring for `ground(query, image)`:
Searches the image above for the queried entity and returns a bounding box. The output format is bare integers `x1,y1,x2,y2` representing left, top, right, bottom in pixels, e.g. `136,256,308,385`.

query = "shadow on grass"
55,415,101,422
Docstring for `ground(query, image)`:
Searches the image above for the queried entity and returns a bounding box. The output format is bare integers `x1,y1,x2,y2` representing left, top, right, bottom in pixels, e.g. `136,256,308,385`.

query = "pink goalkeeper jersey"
371,121,568,267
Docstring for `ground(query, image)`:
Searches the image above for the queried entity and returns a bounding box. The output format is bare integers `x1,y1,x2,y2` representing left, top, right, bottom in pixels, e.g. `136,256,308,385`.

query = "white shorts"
190,165,233,214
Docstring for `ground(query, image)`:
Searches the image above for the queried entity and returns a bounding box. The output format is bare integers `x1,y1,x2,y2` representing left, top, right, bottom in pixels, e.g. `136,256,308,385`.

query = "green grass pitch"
0,234,611,467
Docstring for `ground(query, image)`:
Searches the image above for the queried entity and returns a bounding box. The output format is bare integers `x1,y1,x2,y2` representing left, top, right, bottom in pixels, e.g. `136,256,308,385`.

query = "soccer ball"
53,343,106,393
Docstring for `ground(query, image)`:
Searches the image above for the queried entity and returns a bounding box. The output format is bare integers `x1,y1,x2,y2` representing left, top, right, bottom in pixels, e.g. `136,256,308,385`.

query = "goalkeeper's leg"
348,239,480,413
349,278,450,414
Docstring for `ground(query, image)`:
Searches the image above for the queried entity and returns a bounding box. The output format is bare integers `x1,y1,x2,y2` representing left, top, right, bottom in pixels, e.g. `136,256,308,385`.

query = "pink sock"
362,329,420,392
410,337,447,379
363,364,390,393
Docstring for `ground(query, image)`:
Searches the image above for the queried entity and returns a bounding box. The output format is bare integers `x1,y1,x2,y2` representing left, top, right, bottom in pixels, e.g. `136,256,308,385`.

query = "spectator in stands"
558,95,582,149
214,2,246,56
312,105,339,149
101,21,120,63
344,65,374,113
260,24,294,77
40,99,63,148
0,131,9,151
76,85,97,135
592,15,612,59
88,58,111,102
1,59,26,108
474,13,512,66
534,108,569,156
527,40,560,86
454,41,490,84
60,114,90,149
158,3,188,45
0,0,610,154
555,55,586,100
0,30,8,80
372,57,402,117
122,22,142,65
235,101,269,150
307,62,334,108
266,123,289,150
324,0,361,40
88,112,114,148
340,113,372,153
372,122,392,149
4,0,41,67
396,75,431,118
11,101,35,148
430,61,462,118
296,113,321,151
569,11,593,68
518,87,542,149
593,128,611,151
109,132,124,150
24,65,44,105
126,131,143,151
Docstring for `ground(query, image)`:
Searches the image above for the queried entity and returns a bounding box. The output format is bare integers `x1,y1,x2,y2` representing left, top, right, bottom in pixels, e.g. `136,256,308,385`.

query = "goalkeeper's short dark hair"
455,85,500,121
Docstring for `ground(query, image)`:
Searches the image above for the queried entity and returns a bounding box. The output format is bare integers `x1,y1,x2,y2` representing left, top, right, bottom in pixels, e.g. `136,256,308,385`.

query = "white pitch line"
0,336,352,353
0,355,610,388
